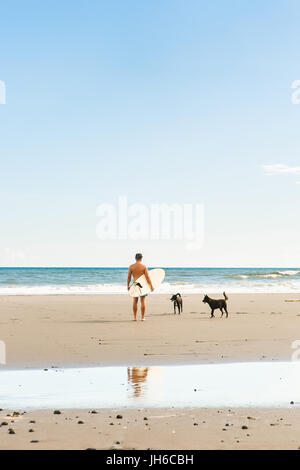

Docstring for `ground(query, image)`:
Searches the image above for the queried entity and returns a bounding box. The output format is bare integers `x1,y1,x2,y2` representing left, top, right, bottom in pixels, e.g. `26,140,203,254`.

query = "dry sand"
0,408,299,450
1,293,300,368
0,293,300,449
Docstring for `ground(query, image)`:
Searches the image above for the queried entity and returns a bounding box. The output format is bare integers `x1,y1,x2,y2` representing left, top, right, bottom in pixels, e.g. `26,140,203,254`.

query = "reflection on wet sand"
127,367,149,398
0,362,299,409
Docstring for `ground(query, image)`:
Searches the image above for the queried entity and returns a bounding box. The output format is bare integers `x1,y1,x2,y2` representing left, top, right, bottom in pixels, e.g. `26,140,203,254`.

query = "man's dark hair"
135,253,143,261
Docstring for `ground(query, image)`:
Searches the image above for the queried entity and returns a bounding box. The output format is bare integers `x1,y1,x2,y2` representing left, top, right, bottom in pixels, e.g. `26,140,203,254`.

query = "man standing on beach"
127,253,154,321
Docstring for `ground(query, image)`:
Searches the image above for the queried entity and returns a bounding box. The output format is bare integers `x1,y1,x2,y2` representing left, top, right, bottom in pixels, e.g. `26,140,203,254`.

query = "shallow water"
0,362,299,410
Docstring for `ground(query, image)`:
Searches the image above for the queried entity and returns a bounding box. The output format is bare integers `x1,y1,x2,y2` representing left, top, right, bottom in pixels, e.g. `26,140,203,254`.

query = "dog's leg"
220,308,224,317
174,303,176,314
210,309,215,318
225,306,229,318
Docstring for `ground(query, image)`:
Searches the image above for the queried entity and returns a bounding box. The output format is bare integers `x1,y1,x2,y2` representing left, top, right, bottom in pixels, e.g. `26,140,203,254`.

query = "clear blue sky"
1,0,300,267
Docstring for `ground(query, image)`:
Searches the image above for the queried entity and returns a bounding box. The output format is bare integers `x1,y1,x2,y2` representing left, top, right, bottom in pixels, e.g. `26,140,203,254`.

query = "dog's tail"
176,293,181,297
223,292,228,301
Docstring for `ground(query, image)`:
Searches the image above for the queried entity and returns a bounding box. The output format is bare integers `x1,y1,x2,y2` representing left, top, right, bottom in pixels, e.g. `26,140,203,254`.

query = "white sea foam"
1,280,300,295
232,270,300,280
278,270,300,276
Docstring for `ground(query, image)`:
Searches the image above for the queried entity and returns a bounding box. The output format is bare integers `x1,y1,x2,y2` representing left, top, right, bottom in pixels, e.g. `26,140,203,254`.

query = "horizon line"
0,266,300,269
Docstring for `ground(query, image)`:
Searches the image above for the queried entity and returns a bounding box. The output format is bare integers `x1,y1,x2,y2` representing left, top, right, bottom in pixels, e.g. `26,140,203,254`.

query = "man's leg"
133,297,138,321
141,296,146,321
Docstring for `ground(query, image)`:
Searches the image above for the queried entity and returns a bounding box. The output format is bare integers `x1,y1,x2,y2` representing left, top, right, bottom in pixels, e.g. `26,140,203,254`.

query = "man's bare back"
127,262,154,290
129,262,148,282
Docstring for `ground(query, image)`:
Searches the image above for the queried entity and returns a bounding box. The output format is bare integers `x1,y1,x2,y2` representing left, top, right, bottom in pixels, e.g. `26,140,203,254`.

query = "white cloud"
262,164,300,176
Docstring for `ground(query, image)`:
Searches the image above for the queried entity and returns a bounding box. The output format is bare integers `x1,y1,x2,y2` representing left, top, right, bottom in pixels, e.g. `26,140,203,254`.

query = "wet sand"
0,293,300,449
0,293,299,368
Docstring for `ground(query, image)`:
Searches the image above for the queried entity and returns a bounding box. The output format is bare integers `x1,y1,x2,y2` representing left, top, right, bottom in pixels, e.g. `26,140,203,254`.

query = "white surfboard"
129,268,165,297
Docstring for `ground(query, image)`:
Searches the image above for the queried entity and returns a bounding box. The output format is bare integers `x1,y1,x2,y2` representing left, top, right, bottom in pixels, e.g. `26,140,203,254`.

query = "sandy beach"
1,407,300,450
0,293,300,449
0,293,299,368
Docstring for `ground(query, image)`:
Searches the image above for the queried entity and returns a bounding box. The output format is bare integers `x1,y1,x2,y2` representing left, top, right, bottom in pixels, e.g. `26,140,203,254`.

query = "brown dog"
202,292,229,318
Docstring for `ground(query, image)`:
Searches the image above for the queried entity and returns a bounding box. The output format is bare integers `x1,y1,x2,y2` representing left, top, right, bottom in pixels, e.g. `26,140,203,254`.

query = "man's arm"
127,266,132,291
144,267,154,291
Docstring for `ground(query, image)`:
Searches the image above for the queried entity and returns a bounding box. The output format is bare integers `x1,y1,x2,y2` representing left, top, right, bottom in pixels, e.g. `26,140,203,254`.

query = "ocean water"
0,267,300,295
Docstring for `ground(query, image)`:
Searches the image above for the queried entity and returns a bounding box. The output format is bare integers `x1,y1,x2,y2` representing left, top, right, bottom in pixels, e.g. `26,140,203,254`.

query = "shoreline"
0,358,296,371
1,357,299,372
1,290,300,295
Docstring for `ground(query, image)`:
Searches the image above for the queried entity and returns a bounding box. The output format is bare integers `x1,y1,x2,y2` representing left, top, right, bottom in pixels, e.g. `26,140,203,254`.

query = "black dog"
203,292,229,318
170,293,183,314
